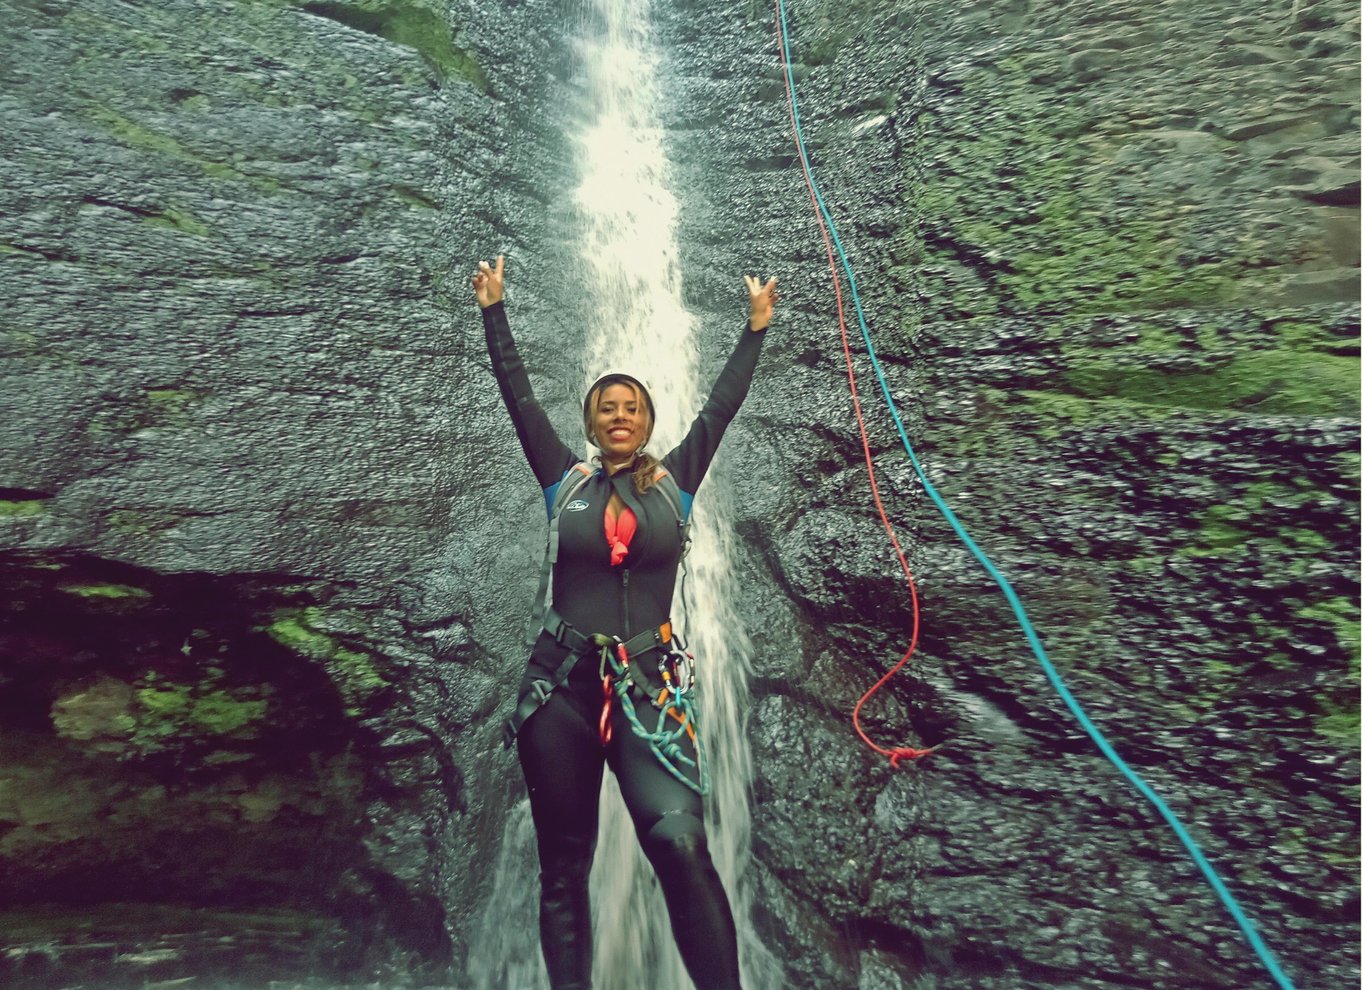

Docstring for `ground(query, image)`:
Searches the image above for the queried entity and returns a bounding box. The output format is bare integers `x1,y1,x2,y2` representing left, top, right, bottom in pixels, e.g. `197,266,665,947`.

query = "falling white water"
574,1,777,988
466,801,545,989
468,1,777,987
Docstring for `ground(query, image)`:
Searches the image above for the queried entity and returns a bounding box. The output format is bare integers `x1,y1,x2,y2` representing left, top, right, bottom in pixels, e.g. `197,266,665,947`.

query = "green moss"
914,83,1290,318
1298,597,1361,659
1064,351,1359,417
88,108,281,192
91,107,229,173
931,387,1180,459
1002,195,1238,315
1182,479,1342,558
130,671,269,758
1316,705,1360,744
1240,479,1316,511
1021,388,1180,431
264,609,388,712
188,691,269,735
265,614,337,657
301,1,488,90
332,648,387,714
1272,320,1326,348
143,207,210,237
57,582,152,600
1185,504,1251,556
1336,450,1361,485
1280,526,1330,551
0,499,45,517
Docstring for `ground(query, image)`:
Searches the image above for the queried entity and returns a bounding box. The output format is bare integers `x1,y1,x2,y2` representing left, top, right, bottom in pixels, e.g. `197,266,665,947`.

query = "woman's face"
592,383,649,462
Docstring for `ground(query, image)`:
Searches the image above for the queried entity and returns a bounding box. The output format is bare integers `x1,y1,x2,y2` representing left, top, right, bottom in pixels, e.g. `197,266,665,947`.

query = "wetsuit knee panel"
642,810,707,863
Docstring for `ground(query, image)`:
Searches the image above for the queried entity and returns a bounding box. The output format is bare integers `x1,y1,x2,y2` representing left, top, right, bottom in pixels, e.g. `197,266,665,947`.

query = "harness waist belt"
502,611,672,749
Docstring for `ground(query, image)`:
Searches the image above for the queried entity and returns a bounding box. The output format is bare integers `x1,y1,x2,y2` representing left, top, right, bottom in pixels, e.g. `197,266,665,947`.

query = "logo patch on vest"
564,499,590,512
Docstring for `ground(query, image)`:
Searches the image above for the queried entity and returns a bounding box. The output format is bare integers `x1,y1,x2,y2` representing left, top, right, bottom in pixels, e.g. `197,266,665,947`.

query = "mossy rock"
1064,350,1358,416
0,500,46,518
301,0,488,90
262,608,389,714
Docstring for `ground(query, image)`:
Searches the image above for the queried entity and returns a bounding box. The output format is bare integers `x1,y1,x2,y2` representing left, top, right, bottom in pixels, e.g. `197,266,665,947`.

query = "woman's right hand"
471,255,505,309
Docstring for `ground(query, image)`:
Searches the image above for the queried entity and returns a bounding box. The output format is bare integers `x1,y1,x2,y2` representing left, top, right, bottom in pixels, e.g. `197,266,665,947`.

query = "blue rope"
601,643,710,795
773,3,1299,988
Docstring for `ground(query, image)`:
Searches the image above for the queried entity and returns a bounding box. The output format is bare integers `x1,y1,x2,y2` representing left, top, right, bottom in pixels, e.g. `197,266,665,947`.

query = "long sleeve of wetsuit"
663,323,766,496
482,301,577,489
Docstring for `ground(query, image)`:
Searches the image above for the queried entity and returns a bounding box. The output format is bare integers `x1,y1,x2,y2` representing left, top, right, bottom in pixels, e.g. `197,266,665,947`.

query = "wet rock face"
0,0,553,982
1,1,1357,989
661,0,1356,988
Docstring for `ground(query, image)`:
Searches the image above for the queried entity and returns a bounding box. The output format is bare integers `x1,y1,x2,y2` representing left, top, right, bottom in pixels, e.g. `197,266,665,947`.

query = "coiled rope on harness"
773,2,1299,988
596,632,710,796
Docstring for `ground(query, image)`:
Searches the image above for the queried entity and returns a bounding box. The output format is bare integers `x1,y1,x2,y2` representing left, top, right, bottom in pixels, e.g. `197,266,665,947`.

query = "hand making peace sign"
471,255,505,309
745,275,779,332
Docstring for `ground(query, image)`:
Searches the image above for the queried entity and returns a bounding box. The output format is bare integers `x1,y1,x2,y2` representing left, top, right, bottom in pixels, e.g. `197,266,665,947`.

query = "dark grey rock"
1,0,1357,988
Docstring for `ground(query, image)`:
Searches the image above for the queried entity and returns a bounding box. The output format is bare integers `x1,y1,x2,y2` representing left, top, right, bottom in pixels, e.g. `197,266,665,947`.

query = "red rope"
774,13,932,768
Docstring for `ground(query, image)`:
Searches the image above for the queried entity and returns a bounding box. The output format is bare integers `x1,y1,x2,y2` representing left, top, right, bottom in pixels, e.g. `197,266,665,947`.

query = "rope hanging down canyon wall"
771,3,1299,988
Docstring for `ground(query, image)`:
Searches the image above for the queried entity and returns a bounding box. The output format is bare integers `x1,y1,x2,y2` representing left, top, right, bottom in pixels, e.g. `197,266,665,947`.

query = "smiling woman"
469,254,776,990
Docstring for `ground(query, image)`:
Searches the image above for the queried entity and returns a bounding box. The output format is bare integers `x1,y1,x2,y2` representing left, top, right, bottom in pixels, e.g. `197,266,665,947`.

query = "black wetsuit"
483,301,763,990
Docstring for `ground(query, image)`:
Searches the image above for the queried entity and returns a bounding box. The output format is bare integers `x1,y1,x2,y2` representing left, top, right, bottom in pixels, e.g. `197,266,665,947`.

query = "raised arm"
473,256,577,489
663,276,778,496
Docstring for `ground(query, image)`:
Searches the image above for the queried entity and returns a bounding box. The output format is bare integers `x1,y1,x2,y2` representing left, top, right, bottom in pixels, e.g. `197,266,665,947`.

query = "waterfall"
574,1,776,987
468,0,777,987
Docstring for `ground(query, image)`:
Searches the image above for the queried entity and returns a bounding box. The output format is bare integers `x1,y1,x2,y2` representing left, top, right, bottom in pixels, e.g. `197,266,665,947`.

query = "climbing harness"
501,609,675,748
502,608,709,795
774,2,1299,987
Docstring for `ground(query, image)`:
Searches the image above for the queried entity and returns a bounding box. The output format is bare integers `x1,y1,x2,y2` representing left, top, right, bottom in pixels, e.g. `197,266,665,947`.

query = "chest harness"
502,462,710,794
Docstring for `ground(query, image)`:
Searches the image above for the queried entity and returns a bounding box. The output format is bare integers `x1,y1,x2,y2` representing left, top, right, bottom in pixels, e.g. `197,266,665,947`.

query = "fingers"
473,255,506,301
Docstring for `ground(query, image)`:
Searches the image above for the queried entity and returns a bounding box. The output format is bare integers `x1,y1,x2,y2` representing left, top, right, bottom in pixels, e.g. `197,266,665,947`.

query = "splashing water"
469,0,778,987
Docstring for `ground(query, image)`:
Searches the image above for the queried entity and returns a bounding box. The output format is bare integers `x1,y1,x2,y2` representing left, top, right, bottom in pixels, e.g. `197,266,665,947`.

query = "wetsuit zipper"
621,567,631,638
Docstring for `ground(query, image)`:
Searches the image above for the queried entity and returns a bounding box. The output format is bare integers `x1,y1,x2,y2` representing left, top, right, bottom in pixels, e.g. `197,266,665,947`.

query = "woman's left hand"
744,275,779,332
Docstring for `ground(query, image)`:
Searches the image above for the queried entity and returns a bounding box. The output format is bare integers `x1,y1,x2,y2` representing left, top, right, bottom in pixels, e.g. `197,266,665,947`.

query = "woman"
471,254,777,990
